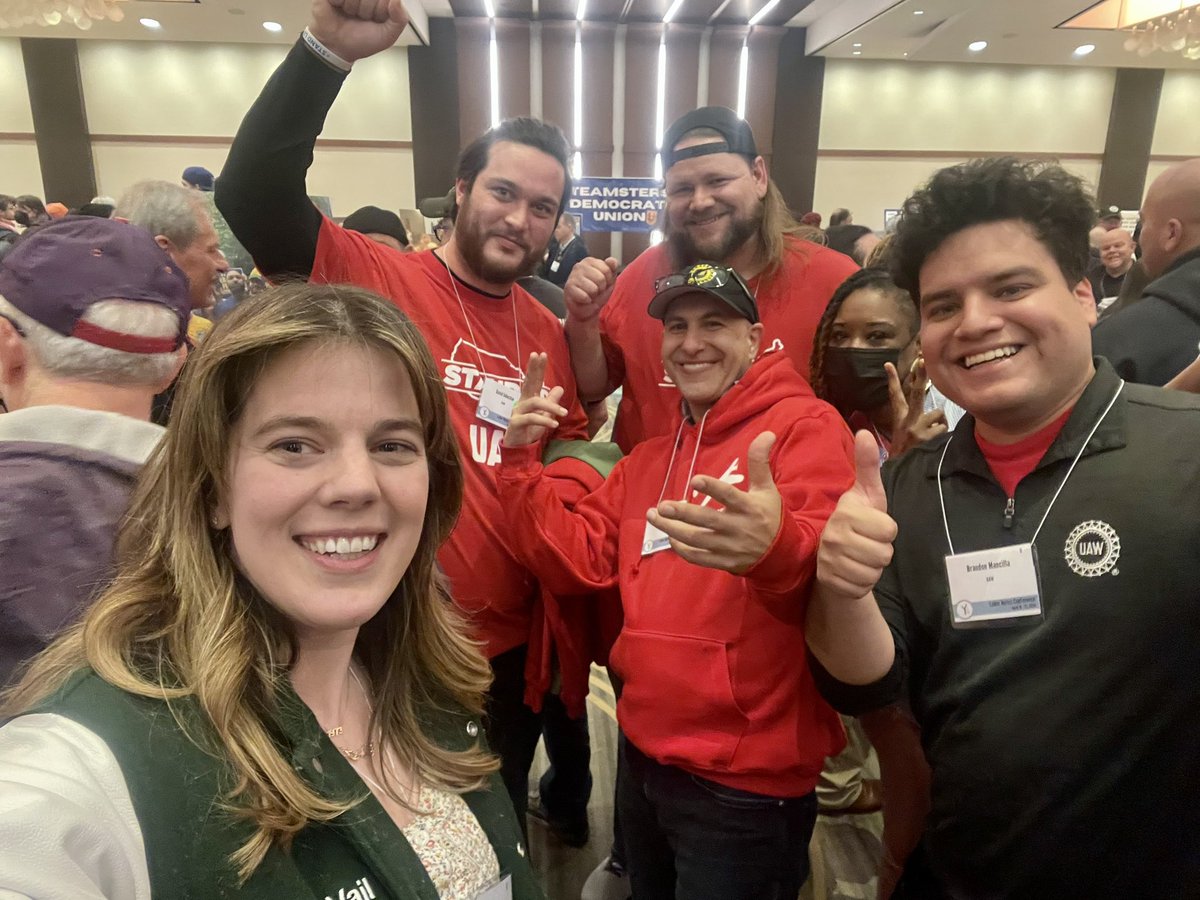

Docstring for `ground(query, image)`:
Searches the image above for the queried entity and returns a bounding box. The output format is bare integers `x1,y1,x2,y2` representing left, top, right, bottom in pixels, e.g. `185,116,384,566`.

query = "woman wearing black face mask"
811,268,949,460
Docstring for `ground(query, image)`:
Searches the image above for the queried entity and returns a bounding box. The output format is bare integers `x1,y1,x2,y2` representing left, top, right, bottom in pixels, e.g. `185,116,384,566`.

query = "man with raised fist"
216,0,593,830
497,262,855,899
807,158,1200,898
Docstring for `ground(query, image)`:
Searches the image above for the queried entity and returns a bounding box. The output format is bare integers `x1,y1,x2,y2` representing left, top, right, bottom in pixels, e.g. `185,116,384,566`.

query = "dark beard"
667,200,763,266
454,196,544,287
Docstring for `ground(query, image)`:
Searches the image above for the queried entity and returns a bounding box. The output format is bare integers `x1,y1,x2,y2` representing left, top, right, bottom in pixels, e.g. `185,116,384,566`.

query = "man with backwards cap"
563,106,858,454
499,262,855,899
0,216,190,686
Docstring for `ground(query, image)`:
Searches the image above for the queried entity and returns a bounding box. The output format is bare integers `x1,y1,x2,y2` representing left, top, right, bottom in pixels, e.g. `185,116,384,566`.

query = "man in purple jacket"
0,216,190,685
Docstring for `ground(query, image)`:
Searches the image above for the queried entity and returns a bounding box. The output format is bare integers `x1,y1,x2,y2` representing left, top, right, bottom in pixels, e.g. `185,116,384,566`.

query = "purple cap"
0,216,190,354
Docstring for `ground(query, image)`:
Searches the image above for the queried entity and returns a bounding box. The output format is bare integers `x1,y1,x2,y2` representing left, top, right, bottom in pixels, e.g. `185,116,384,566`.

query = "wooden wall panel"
20,38,96,206
744,26,783,170
663,25,703,131
409,17,461,201
1097,68,1164,211
541,21,576,140
707,27,746,113
456,19,492,144
769,28,821,215
621,23,662,261
496,20,532,120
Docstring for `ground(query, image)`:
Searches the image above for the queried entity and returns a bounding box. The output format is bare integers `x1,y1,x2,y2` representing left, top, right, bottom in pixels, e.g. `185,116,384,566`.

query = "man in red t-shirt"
563,106,858,454
216,0,591,829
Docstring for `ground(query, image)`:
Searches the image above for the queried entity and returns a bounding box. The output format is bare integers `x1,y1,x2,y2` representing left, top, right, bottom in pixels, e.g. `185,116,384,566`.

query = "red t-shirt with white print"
312,219,589,657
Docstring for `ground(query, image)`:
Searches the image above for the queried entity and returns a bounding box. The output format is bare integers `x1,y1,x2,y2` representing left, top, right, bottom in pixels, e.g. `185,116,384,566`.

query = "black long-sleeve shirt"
216,40,345,279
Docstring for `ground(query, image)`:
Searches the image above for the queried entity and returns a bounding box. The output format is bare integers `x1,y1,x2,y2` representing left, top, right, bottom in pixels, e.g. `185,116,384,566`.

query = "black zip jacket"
1092,247,1200,385
814,360,1200,898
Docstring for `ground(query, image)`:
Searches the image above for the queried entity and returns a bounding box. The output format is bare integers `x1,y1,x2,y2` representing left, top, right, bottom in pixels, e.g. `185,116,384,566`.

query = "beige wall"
1150,69,1200,159
79,41,414,217
813,60,1114,231
0,38,43,196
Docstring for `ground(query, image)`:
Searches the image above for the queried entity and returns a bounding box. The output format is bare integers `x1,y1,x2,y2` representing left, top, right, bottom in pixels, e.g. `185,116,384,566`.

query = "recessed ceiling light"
1074,43,1096,56
913,9,924,14
262,21,283,32
139,17,161,29
968,40,988,52
853,50,862,55
853,42,862,47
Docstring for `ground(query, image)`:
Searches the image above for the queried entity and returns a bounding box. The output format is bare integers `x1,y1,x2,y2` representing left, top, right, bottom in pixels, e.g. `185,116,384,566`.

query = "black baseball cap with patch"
1099,205,1122,222
647,262,759,323
660,106,758,172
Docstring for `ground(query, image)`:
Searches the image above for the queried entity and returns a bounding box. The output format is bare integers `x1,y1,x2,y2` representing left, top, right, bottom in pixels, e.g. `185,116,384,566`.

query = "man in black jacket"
806,157,1200,899
1092,157,1200,384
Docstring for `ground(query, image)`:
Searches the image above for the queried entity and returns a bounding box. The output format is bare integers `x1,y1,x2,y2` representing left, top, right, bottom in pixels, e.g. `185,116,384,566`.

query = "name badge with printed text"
945,543,1043,628
477,874,513,900
642,519,671,556
476,377,521,429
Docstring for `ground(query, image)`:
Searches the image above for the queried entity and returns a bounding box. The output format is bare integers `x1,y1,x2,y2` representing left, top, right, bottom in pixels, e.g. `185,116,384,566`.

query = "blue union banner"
568,177,665,233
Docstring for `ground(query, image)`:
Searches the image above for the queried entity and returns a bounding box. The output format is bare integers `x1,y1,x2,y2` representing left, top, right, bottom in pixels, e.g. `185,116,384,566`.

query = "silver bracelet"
301,27,353,73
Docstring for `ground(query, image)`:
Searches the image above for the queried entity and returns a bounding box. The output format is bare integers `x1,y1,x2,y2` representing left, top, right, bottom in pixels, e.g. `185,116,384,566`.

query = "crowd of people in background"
2,1,1200,899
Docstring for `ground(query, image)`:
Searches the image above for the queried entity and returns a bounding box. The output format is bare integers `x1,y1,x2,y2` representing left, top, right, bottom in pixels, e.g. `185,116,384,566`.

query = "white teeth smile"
300,535,380,558
963,346,1020,369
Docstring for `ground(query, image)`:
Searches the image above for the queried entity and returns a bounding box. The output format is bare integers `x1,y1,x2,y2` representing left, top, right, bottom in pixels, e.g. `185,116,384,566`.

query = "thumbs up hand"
504,352,569,447
816,430,899,600
648,431,781,574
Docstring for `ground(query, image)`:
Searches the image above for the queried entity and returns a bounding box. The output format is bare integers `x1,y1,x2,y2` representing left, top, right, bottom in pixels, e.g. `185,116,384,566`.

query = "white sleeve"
0,714,151,900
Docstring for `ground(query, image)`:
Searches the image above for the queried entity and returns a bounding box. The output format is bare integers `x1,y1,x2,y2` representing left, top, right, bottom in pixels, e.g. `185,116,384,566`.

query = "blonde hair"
2,282,495,880
758,179,811,276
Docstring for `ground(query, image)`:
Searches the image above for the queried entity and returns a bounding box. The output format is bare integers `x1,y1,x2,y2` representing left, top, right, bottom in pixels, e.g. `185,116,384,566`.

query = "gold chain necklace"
322,667,374,760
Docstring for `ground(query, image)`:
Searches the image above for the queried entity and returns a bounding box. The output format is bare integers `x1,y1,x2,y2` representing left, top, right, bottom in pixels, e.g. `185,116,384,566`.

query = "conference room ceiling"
1,0,1197,69
804,0,1200,70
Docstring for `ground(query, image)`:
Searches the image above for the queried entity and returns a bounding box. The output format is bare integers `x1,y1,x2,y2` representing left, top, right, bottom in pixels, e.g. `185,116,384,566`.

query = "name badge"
944,542,1042,628
549,259,561,273
641,519,671,557
477,874,513,900
476,377,521,429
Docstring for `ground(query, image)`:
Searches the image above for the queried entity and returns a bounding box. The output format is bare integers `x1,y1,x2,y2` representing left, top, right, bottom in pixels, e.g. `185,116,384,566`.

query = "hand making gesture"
885,359,948,457
647,432,783,574
503,352,569,447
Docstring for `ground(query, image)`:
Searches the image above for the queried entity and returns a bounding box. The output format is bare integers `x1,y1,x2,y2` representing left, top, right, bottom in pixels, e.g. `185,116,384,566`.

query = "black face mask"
823,346,901,415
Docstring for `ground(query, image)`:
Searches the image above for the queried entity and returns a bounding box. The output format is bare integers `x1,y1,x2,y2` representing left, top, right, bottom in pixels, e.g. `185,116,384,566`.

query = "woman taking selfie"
0,284,538,899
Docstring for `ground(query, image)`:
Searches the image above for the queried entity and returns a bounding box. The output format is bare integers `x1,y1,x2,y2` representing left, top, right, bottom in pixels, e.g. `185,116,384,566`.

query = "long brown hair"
2,283,495,880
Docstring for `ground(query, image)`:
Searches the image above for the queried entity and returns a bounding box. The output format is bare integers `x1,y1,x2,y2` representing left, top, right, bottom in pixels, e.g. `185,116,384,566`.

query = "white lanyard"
655,409,710,507
439,251,522,379
936,381,1124,555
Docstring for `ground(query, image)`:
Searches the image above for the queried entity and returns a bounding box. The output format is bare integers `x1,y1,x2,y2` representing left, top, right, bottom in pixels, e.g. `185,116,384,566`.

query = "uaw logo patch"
1064,520,1120,577
688,263,720,286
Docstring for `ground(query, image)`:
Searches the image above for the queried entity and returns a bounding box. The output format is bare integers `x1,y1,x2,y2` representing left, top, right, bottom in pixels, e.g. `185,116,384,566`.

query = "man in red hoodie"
499,262,855,899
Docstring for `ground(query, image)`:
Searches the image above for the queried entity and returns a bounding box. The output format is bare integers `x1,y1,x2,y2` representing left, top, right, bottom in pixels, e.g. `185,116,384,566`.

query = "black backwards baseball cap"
647,261,759,323
660,106,758,172
343,205,410,247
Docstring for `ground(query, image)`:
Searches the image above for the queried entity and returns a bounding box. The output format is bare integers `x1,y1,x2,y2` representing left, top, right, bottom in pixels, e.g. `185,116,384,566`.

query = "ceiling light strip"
748,0,780,27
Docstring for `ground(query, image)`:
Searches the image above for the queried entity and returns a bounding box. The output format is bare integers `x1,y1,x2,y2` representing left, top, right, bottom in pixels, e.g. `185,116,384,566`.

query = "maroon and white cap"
0,215,190,353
